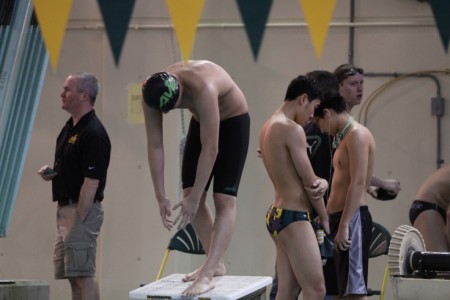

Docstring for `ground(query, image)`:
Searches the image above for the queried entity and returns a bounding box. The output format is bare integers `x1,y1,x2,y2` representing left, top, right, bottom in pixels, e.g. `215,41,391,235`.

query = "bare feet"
182,260,226,282
182,276,215,298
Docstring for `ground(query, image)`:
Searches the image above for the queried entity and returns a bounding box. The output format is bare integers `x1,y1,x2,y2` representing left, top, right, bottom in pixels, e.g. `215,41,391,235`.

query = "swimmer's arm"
143,102,167,202
287,124,328,223
367,176,384,198
188,87,220,201
287,125,317,187
340,132,368,227
144,102,174,229
334,133,368,250
369,175,384,188
369,176,401,194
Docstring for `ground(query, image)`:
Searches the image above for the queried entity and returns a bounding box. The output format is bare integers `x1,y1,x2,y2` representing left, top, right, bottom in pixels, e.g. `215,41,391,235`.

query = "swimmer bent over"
259,75,329,300
143,60,249,297
409,164,450,252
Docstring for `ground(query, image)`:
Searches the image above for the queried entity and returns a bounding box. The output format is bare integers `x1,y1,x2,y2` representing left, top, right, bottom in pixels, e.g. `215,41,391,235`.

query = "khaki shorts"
54,202,104,279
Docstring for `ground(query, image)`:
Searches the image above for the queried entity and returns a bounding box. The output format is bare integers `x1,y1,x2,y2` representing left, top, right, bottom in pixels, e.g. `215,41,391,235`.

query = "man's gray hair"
70,72,99,105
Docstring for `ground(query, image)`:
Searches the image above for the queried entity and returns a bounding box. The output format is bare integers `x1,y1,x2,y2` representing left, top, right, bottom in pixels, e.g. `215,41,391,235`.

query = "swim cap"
142,72,180,113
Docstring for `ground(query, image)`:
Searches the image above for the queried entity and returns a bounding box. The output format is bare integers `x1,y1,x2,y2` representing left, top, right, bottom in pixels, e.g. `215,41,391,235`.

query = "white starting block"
129,273,272,300
388,225,450,299
391,276,450,300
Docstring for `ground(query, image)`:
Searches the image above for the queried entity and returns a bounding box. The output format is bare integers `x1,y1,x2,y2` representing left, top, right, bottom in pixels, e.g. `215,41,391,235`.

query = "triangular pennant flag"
428,0,450,52
236,0,273,61
98,0,136,66
33,0,73,70
300,0,336,58
166,0,205,61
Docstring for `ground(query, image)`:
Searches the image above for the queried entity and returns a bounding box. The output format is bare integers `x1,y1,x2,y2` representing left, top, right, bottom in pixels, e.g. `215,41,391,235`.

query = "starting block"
391,276,450,300
129,273,272,300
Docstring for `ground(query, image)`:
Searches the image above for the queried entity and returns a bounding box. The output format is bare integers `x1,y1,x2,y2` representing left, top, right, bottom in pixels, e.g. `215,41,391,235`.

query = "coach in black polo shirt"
39,72,110,300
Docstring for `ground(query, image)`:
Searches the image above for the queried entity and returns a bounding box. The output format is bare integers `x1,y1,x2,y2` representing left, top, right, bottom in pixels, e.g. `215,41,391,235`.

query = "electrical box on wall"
431,96,445,117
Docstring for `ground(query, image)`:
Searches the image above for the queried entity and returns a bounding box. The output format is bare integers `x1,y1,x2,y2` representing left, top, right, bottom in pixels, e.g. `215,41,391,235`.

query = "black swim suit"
182,113,250,196
265,205,312,237
409,200,447,224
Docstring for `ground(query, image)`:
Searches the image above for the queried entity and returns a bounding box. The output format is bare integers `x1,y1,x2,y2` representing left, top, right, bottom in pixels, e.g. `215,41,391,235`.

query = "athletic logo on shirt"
306,135,321,157
68,134,78,144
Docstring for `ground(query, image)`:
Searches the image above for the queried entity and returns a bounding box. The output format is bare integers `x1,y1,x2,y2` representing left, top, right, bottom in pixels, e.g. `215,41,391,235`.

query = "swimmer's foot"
182,260,226,282
181,276,215,298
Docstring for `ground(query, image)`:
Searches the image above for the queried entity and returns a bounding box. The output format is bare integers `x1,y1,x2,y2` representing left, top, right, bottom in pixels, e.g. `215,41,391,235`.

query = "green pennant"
428,0,450,52
98,0,136,66
236,0,273,61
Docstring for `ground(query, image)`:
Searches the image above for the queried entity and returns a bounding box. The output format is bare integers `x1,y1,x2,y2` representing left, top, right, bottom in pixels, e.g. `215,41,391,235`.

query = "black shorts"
329,206,372,297
323,256,338,295
182,113,250,196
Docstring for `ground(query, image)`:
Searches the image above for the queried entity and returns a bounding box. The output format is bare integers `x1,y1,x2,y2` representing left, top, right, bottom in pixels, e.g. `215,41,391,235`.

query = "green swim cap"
142,72,180,113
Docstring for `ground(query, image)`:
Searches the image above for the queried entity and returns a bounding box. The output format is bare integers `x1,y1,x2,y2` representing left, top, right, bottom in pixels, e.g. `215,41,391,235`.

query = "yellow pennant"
165,0,205,61
300,0,336,58
33,0,73,70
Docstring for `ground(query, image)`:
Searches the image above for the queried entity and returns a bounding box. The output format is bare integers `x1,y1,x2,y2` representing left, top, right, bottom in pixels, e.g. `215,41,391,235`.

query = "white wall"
1,0,449,299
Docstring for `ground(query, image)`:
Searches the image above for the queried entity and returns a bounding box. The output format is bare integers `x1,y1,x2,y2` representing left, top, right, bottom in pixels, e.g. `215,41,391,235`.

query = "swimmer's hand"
158,197,173,230
305,178,328,202
172,195,199,230
382,179,401,194
335,225,351,252
316,217,330,235
367,186,378,198
367,179,400,200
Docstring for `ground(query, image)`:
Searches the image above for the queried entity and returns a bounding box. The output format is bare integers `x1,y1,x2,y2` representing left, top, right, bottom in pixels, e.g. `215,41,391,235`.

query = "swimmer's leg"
414,209,449,251
277,220,325,300
182,192,234,297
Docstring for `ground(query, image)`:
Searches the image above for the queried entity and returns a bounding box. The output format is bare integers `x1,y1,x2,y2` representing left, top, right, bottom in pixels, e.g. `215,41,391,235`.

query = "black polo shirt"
52,110,111,203
305,122,334,204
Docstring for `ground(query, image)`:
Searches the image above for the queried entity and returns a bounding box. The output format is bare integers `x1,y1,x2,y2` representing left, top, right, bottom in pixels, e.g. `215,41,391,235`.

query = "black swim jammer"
181,113,250,196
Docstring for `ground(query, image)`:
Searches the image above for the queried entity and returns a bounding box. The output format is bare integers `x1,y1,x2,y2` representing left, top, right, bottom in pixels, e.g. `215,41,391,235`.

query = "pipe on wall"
362,72,444,169
65,20,435,31
348,0,355,65
346,0,444,169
